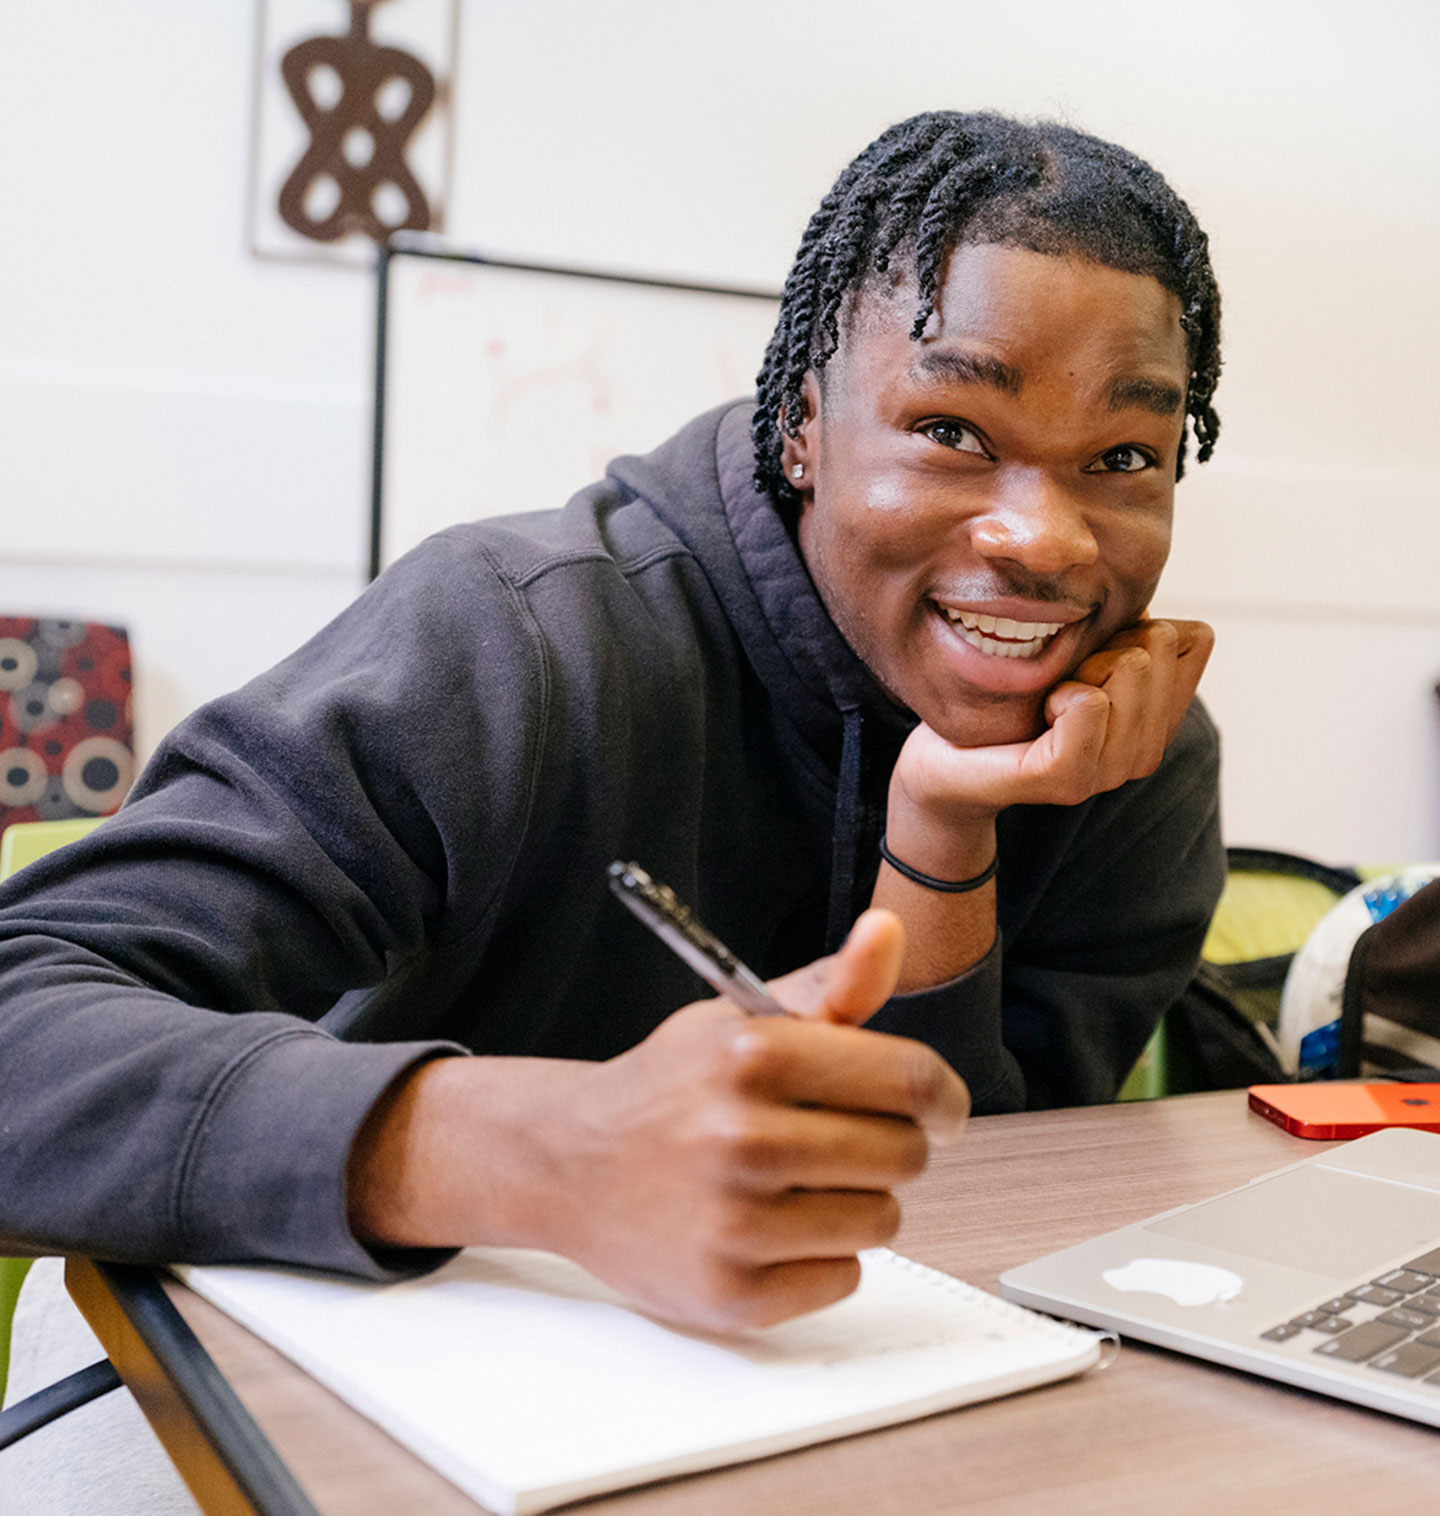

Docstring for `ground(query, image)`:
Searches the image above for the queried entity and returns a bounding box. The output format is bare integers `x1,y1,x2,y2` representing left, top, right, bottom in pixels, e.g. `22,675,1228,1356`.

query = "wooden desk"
68,1091,1440,1516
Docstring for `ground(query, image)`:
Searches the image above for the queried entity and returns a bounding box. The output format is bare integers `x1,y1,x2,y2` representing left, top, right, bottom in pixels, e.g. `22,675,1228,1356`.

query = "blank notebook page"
177,1247,1104,1515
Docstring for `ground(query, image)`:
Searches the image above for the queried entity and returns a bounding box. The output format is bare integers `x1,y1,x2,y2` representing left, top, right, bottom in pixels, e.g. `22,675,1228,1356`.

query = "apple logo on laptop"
1102,1257,1244,1307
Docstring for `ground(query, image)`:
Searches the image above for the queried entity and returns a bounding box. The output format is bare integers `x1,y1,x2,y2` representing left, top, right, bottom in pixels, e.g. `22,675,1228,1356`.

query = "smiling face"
786,242,1191,750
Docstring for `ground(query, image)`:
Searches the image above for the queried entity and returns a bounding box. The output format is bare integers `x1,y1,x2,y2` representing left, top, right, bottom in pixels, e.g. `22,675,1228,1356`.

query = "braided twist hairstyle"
753,111,1222,513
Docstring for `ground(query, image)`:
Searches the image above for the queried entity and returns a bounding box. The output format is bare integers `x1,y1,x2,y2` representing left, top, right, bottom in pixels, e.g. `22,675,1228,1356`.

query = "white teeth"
953,626,1048,659
943,608,1064,638
939,607,1064,652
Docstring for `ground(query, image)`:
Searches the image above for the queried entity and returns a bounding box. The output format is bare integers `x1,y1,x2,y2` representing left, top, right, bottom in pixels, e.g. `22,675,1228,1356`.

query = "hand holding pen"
607,864,971,1137
608,861,954,1037
349,865,968,1338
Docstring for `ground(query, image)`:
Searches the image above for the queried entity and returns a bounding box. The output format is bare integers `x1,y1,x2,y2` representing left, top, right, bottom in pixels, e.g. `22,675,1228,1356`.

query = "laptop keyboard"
1261,1247,1440,1381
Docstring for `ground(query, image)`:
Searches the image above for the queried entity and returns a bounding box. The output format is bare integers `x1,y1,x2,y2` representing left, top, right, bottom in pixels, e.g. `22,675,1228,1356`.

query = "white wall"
2,0,1436,861
0,3,372,754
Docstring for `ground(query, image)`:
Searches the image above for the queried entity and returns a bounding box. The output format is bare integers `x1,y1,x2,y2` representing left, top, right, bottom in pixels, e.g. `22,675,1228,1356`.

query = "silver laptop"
1000,1127,1440,1424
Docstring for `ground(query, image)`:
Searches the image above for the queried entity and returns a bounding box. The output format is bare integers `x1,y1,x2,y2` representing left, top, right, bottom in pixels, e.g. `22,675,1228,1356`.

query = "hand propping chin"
890,617,1213,818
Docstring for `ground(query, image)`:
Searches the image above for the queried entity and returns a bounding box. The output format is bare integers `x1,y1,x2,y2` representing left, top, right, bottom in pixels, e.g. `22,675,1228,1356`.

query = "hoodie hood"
608,400,915,760
608,400,917,945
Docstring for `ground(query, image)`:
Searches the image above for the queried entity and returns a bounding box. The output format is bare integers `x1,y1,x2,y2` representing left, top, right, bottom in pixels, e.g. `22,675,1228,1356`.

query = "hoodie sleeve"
867,700,1225,1112
1001,699,1226,1108
0,532,547,1276
866,936,1023,1111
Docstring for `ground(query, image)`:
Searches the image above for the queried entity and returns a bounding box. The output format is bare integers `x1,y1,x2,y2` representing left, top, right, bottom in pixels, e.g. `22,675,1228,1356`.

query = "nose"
970,470,1099,575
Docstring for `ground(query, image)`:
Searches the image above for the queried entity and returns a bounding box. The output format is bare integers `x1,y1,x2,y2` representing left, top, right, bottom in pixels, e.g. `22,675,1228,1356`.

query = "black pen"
607,861,791,1017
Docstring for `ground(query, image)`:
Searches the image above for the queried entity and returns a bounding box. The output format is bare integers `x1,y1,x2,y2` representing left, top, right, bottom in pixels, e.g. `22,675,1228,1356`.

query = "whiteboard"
372,247,781,574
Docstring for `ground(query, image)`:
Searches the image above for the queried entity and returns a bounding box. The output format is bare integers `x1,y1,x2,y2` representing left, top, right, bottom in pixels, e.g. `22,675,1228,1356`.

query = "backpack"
1157,848,1363,1093
1338,875,1440,1079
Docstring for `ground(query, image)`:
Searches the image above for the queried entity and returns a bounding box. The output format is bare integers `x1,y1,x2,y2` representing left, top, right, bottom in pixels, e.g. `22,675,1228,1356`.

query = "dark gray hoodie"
0,402,1224,1278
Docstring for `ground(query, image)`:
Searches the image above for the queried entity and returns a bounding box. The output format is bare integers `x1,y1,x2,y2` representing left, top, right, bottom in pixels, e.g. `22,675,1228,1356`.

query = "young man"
0,112,1223,1348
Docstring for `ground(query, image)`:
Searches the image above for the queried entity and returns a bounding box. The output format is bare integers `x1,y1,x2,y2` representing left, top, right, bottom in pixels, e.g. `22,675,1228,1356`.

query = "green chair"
1116,1021,1171,1102
0,817,106,882
0,1259,33,1407
0,816,106,1403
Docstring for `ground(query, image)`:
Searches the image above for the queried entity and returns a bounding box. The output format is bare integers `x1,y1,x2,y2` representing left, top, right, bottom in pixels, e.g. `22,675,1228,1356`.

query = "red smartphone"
1249,1083,1440,1140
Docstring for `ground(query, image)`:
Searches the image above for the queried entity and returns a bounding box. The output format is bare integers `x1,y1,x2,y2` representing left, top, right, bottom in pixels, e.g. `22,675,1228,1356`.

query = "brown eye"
921,419,990,456
1091,445,1156,474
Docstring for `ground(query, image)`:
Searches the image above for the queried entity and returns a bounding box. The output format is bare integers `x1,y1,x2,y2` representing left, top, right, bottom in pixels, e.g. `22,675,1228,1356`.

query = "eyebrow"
1107,376,1185,416
908,349,1023,396
908,349,1185,417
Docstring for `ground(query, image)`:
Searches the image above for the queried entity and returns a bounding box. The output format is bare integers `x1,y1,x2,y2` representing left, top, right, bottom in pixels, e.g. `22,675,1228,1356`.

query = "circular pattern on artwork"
35,775,77,820
0,747,48,807
62,736,135,813
35,620,87,650
10,682,57,733
1,618,136,825
46,677,85,716
0,638,38,692
84,698,119,732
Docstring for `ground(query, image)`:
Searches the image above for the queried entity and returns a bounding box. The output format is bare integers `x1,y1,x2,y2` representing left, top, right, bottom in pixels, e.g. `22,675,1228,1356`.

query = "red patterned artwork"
0,618,136,825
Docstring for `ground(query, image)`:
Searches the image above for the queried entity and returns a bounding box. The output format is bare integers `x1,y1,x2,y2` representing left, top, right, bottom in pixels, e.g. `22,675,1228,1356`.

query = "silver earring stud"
791,464,805,481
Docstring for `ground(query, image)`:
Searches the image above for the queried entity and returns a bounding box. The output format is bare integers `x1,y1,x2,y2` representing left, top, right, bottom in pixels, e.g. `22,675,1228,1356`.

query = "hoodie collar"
612,400,914,760
610,401,916,949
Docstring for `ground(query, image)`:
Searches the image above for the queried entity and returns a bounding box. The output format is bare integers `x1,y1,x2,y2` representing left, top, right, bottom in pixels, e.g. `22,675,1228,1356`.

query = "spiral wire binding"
863,1249,1120,1368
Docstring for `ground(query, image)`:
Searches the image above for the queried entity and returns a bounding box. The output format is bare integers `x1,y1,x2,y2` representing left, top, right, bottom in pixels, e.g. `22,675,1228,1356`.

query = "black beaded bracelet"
878,833,998,893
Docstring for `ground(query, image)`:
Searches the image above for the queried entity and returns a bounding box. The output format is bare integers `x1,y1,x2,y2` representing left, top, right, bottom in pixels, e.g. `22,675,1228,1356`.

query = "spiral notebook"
176,1247,1106,1515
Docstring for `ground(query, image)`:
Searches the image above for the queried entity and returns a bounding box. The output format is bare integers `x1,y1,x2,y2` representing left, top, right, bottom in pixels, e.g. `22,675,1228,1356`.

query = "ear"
778,373,821,499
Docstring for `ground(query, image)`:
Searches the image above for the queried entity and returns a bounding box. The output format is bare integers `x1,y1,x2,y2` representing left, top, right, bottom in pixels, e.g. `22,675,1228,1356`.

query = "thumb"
769,909,905,1026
